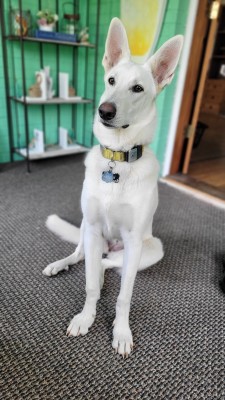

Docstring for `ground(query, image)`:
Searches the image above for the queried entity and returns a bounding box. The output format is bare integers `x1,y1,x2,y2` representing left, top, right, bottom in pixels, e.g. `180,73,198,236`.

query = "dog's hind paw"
112,323,133,357
42,261,69,276
66,311,95,337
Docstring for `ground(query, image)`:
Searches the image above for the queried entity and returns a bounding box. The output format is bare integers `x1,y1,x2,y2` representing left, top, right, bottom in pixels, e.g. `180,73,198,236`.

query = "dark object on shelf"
219,63,225,78
193,121,208,148
63,2,80,35
35,29,78,42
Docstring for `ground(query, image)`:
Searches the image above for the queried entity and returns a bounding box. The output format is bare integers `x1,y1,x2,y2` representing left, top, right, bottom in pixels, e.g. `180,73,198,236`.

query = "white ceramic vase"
39,24,54,32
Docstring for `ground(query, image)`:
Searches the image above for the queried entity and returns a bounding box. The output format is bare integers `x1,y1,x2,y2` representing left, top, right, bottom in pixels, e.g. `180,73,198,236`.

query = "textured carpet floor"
0,155,225,400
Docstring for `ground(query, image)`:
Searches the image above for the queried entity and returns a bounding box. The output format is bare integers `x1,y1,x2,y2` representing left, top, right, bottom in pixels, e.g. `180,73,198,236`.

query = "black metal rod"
39,42,46,144
72,45,76,140
18,0,30,172
73,0,78,143
82,0,90,146
38,0,46,146
56,0,60,139
0,0,15,162
9,0,21,150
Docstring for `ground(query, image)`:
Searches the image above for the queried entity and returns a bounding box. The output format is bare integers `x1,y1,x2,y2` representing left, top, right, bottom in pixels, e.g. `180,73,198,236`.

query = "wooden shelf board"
6,35,95,48
212,55,225,59
10,96,93,105
15,144,89,160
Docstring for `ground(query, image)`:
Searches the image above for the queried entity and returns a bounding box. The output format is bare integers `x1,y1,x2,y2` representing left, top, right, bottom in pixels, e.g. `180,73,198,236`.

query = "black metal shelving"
0,0,100,172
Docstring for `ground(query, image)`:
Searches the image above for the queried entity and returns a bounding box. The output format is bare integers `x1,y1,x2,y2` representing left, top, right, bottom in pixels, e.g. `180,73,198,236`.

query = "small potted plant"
36,9,58,32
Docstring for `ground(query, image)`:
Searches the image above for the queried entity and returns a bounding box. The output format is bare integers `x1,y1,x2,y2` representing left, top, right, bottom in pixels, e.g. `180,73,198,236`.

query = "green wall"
0,0,189,171
152,0,189,168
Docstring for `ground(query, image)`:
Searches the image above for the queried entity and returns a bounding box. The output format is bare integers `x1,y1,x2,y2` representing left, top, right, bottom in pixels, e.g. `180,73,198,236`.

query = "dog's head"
94,18,183,150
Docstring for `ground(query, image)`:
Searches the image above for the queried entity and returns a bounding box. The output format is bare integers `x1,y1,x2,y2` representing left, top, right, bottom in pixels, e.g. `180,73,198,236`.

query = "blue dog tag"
102,160,120,183
102,170,114,183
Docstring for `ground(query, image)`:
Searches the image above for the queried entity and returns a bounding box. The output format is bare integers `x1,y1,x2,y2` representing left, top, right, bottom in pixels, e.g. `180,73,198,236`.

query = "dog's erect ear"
145,35,183,92
102,18,130,73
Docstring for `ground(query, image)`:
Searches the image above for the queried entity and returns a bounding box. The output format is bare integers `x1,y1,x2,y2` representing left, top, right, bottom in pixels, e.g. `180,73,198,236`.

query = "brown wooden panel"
182,5,222,174
201,103,221,113
170,0,210,174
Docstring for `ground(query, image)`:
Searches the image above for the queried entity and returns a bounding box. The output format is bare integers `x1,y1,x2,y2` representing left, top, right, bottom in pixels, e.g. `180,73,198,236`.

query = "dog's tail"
46,214,80,244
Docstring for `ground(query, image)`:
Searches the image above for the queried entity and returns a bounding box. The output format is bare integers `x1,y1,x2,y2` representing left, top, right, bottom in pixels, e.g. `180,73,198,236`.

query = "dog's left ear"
145,35,183,92
102,18,130,73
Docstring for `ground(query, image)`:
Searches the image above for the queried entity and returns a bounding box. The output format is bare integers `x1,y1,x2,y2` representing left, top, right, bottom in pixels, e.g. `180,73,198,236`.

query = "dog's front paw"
66,311,95,336
42,261,69,276
112,321,133,357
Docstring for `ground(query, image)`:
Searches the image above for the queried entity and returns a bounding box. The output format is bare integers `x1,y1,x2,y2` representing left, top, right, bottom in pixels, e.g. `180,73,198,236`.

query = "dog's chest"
82,146,158,238
82,158,135,235
100,180,131,220
84,171,133,237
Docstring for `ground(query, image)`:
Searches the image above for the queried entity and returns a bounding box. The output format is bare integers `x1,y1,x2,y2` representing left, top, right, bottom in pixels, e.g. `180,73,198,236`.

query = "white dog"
43,18,183,357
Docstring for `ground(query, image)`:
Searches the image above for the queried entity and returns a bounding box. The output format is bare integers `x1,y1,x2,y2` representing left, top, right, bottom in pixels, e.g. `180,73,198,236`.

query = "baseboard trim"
161,177,225,210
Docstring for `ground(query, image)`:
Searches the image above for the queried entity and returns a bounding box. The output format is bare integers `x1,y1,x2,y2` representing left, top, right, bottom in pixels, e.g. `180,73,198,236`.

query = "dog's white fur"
43,18,183,357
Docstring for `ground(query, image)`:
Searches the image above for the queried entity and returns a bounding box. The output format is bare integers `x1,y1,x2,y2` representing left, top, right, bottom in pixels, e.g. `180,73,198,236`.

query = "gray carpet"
1,155,225,400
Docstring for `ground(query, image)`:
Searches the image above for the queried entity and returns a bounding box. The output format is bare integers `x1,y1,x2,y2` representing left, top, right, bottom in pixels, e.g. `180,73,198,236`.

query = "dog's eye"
108,77,115,85
132,85,144,93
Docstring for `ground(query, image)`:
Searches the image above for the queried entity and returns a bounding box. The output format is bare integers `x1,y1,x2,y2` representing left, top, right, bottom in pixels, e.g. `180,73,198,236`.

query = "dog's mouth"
102,121,114,128
102,121,129,129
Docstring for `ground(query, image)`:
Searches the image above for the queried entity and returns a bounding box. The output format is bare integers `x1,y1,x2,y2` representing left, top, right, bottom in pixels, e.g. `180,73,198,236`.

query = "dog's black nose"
98,102,116,120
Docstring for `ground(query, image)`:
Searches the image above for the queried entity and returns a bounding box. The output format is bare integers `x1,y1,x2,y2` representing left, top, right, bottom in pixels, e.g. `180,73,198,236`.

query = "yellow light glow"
121,0,159,56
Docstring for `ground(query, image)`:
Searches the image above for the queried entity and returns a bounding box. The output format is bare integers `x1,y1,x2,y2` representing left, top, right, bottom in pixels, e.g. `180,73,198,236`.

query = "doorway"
169,0,225,199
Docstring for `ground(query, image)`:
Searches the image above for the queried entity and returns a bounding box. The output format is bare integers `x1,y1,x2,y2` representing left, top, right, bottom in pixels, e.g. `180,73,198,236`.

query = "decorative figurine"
29,129,44,153
10,9,31,36
27,67,54,100
79,27,89,44
59,72,80,99
44,66,55,99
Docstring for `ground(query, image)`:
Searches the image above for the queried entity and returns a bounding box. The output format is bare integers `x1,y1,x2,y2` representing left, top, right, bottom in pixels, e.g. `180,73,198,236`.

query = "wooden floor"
167,173,225,202
169,112,225,200
191,112,225,163
188,112,225,192
189,157,225,190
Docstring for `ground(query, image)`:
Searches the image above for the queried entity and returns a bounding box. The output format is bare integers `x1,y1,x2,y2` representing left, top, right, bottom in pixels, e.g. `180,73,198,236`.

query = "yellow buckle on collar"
100,145,143,162
101,147,125,162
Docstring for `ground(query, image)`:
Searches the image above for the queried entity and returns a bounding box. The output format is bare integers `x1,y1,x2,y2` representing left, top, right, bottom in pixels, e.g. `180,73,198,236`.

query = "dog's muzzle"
98,102,129,129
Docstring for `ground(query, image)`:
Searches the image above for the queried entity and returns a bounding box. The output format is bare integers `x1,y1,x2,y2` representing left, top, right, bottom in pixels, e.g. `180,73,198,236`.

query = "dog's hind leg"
101,237,163,272
138,237,164,271
42,247,84,276
43,221,85,276
101,251,123,270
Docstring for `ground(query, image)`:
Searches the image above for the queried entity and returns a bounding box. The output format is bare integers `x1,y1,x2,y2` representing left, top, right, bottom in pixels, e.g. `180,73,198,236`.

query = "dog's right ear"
102,18,130,73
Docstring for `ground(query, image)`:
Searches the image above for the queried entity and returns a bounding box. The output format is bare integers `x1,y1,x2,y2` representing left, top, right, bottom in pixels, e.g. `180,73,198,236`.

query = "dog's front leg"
112,233,142,357
67,222,103,337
